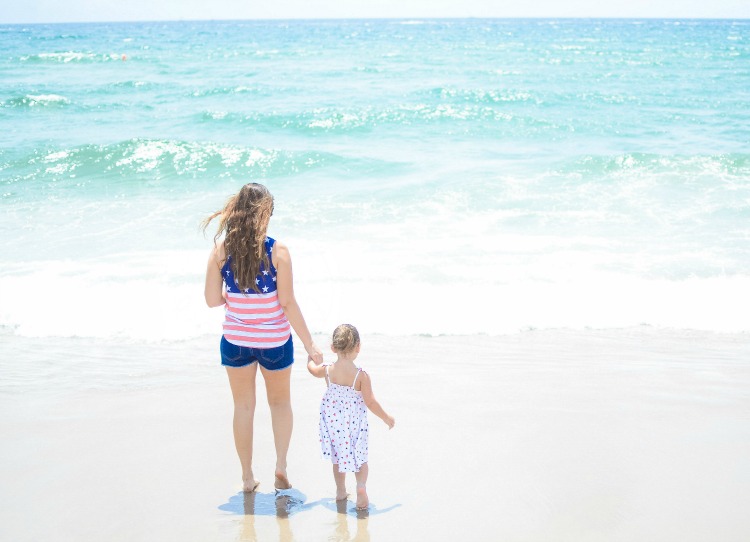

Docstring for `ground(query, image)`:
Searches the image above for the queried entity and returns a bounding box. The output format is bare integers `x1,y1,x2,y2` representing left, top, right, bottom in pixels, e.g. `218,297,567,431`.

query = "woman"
203,183,323,492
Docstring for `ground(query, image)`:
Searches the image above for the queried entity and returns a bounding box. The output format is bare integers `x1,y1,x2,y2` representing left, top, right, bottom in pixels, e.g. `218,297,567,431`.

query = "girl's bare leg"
260,365,293,489
226,364,259,491
332,464,347,500
354,463,369,510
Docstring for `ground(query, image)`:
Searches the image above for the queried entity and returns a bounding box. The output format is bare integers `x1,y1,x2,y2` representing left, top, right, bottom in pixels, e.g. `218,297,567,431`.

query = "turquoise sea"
1,19,749,342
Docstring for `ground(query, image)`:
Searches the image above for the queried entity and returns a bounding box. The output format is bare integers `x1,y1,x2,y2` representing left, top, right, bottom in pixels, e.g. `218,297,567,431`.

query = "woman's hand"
305,342,324,364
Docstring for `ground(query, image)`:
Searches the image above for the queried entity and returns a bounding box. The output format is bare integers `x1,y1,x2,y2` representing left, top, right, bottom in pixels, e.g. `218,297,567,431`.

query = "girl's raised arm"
358,372,395,429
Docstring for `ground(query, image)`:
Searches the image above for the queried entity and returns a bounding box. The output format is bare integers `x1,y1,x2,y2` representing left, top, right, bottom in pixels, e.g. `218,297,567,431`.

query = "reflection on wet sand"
224,490,304,541
220,489,397,541
334,499,370,542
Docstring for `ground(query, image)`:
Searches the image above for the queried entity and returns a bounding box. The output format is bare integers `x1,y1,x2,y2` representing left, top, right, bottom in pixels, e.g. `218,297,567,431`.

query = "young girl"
307,324,395,510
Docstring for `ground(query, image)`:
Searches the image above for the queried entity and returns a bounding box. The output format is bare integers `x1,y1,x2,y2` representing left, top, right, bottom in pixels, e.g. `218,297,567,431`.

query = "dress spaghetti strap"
352,368,362,389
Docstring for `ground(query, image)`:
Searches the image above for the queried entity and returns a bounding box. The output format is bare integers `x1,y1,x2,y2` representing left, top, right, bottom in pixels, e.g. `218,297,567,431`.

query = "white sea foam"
1,238,747,342
44,150,70,162
26,52,120,62
308,113,361,129
0,253,220,342
38,52,89,62
114,140,190,171
2,151,747,341
24,94,70,106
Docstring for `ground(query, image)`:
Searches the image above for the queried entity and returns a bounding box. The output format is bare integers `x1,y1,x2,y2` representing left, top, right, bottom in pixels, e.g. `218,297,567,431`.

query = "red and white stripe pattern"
223,290,291,347
221,237,291,348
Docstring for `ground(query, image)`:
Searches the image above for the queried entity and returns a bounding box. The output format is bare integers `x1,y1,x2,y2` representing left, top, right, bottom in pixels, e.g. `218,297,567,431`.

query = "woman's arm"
358,372,395,429
205,244,226,308
273,241,324,364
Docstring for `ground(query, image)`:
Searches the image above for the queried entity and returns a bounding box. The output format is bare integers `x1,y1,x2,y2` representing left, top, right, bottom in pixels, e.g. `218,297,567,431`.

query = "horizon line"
3,15,749,26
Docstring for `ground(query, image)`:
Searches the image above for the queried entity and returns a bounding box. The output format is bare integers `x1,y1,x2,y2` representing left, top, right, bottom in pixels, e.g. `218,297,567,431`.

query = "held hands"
305,342,324,365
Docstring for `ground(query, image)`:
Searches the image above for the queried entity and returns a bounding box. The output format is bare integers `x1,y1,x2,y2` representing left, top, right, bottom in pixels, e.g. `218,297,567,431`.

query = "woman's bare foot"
243,478,260,492
335,491,349,501
274,469,292,490
356,486,369,510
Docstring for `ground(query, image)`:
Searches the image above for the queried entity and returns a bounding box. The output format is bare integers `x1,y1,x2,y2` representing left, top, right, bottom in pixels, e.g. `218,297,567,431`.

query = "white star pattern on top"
220,236,291,349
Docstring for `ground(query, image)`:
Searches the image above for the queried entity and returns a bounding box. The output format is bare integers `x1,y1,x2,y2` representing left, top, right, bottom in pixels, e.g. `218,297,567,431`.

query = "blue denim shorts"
220,335,294,371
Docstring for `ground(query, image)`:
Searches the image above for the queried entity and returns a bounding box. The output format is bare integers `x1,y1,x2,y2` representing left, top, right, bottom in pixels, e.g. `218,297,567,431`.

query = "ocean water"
1,18,749,342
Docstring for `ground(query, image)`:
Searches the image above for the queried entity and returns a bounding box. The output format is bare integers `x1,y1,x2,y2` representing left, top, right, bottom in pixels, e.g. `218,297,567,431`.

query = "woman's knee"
266,394,290,409
234,397,256,413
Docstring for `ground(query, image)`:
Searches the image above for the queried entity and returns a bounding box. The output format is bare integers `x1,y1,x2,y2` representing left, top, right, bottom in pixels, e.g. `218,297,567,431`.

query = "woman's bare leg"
354,463,369,510
260,365,293,489
226,364,259,491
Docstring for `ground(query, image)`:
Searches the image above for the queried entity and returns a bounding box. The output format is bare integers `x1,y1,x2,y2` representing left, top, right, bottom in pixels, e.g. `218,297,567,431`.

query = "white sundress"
319,365,369,473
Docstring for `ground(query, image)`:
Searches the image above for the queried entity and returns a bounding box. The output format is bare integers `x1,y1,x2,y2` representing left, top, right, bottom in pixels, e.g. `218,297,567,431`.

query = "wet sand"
1,328,749,541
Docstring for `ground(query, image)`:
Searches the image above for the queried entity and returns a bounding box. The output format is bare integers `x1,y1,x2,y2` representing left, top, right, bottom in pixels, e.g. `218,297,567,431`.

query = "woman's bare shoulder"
272,240,290,266
272,239,288,253
210,242,226,264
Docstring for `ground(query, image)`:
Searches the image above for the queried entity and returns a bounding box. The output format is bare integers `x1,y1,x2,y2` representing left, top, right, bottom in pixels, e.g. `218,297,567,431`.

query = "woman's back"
221,237,291,348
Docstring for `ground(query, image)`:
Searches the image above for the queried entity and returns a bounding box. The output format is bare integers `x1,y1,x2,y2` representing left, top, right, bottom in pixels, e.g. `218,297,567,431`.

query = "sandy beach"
1,328,748,541
3,15,750,542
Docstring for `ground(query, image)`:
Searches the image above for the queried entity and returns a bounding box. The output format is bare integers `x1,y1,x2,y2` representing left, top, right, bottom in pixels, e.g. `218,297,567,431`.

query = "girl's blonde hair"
331,324,360,354
202,183,274,293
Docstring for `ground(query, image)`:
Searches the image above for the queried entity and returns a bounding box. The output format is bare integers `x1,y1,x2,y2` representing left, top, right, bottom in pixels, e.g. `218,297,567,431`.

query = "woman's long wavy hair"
202,183,274,293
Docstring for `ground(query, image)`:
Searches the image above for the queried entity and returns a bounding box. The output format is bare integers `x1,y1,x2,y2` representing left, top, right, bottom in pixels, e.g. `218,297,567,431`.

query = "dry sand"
1,328,749,541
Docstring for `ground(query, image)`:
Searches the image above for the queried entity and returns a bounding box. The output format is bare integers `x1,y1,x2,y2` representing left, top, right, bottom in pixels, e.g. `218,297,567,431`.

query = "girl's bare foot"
335,491,349,501
356,486,369,510
274,469,292,490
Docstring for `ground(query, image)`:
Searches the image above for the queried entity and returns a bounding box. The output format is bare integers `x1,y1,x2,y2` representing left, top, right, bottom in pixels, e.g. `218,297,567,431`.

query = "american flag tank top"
221,237,292,348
